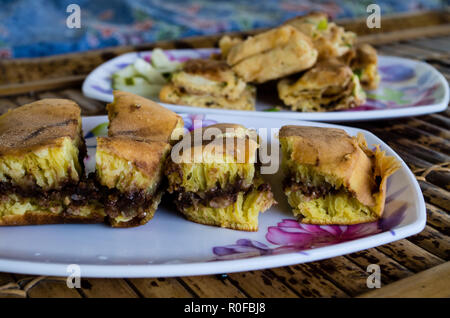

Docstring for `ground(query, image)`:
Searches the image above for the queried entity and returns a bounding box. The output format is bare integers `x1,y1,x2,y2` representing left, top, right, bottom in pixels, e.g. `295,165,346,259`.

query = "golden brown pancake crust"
169,58,248,101
284,12,355,60
0,99,81,156
298,59,353,88
107,90,183,144
279,125,375,206
218,35,243,59
354,44,378,65
350,44,380,90
100,92,179,227
97,136,170,180
277,59,365,112
159,83,256,110
182,59,231,82
175,123,259,164
226,25,318,83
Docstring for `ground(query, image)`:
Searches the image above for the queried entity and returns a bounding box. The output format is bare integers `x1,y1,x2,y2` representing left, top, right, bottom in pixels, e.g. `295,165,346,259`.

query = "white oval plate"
0,114,425,277
82,48,448,122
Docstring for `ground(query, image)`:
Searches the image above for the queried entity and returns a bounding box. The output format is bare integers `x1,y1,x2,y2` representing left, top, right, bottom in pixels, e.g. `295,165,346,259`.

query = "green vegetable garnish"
125,77,135,86
265,107,281,112
317,19,328,31
90,122,109,137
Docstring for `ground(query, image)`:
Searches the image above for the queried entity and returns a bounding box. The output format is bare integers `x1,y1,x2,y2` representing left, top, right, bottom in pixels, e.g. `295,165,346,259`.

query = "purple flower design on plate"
407,84,439,107
359,76,440,109
265,203,406,252
362,98,404,110
183,114,217,132
417,72,432,86
165,51,191,63
266,220,378,250
115,62,131,69
212,188,408,260
379,64,415,82
91,85,113,95
348,101,384,111
212,239,307,261
213,239,272,259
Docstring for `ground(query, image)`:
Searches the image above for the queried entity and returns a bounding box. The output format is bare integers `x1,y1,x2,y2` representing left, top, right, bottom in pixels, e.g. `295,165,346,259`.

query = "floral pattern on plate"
212,187,408,261
357,63,443,111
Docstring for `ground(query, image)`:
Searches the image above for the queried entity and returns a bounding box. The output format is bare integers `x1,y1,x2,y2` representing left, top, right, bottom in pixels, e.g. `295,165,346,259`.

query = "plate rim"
0,116,426,278
81,50,449,122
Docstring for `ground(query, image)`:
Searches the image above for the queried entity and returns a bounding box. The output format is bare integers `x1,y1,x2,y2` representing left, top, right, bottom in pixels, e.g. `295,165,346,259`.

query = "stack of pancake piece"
0,91,183,227
165,123,275,231
0,91,275,230
95,90,184,227
0,94,400,229
159,59,256,111
0,99,104,225
279,125,400,224
159,12,380,112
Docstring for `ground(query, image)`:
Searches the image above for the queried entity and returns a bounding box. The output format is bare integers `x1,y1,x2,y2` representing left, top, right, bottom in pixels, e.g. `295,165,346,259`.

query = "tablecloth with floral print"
0,0,446,58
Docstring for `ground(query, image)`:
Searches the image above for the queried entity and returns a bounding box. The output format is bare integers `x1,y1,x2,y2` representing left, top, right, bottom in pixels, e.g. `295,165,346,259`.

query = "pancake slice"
107,90,184,144
227,25,318,83
95,137,170,227
350,44,380,90
171,59,247,100
166,123,275,231
217,35,243,60
0,99,104,225
279,126,401,225
160,83,256,111
277,59,366,112
159,59,256,110
97,92,182,227
284,12,356,60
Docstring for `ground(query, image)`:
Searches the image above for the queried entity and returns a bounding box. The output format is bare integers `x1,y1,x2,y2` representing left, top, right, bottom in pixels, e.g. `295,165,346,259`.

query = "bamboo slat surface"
0,11,448,298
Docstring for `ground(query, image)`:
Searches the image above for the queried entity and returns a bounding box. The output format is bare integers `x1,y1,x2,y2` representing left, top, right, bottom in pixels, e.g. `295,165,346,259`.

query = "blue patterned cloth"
0,0,447,58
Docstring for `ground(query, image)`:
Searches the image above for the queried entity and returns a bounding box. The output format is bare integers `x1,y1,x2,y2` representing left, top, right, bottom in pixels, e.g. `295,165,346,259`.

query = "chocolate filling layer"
101,183,159,219
283,175,337,199
173,177,270,210
0,173,159,221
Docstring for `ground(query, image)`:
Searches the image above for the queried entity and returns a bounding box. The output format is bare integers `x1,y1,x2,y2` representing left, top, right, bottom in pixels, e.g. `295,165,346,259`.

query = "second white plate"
82,48,448,122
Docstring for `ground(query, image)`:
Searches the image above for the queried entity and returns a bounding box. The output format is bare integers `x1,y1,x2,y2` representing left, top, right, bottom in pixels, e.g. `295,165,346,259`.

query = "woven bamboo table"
0,11,448,298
